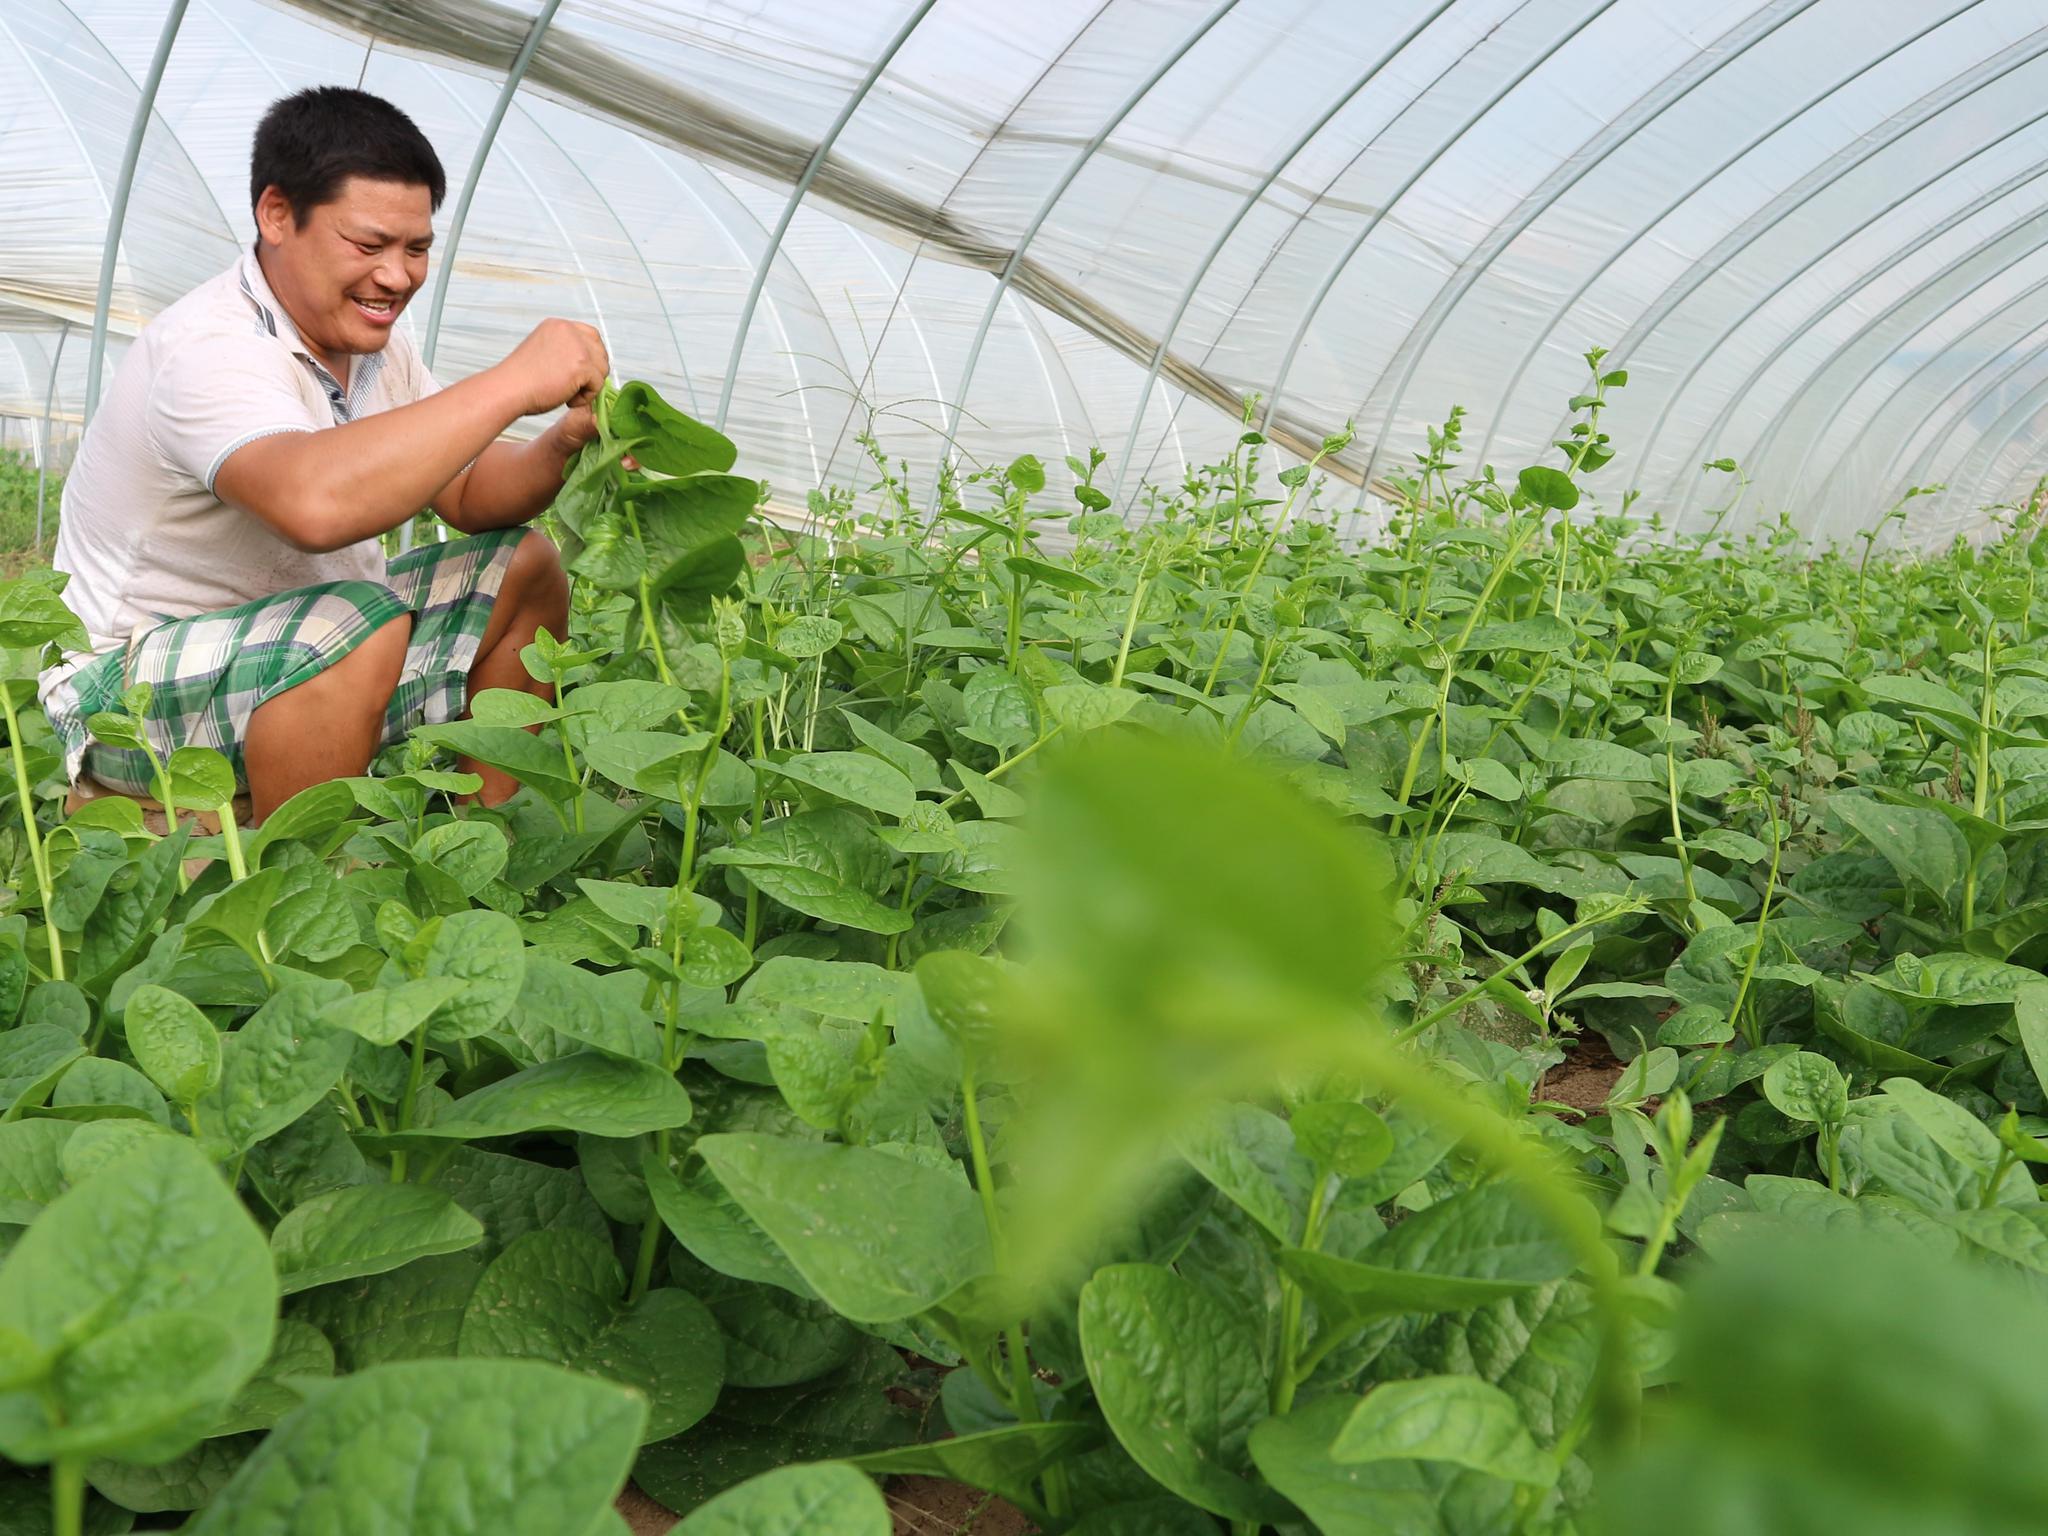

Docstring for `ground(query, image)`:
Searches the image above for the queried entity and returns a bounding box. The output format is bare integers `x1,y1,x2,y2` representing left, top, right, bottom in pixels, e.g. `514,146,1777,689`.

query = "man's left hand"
555,402,600,454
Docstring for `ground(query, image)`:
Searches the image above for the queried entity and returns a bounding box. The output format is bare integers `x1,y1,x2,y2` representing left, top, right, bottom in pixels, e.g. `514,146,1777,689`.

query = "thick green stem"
52,1456,84,1536
1662,675,1699,911
1965,622,1997,929
961,1067,1063,1515
1270,1178,1332,1416
0,688,61,980
1110,572,1152,690
390,1022,430,1183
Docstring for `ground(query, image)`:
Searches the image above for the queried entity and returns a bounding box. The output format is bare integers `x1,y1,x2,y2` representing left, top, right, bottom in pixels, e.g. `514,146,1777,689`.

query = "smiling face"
253,175,434,377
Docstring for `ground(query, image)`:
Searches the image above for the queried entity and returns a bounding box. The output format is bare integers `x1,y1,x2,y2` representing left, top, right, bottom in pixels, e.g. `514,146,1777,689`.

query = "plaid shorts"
44,529,525,793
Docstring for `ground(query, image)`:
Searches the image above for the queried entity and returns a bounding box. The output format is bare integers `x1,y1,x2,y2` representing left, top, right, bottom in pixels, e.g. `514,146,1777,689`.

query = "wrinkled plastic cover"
5,0,2048,546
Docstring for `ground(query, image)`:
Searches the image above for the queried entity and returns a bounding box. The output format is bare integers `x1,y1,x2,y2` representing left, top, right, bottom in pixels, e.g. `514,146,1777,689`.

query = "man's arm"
214,319,607,554
428,408,594,535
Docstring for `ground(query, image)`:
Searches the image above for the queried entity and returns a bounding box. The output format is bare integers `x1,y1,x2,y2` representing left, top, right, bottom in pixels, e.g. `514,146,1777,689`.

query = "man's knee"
326,612,412,708
504,530,568,614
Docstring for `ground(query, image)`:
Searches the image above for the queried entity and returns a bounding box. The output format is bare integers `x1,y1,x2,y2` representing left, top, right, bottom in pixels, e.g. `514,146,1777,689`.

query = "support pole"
716,0,940,431
36,324,70,548
85,0,190,425
422,0,564,372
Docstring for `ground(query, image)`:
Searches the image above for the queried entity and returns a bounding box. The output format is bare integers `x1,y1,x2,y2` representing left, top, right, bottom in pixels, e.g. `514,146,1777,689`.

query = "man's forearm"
215,368,528,552
437,417,582,533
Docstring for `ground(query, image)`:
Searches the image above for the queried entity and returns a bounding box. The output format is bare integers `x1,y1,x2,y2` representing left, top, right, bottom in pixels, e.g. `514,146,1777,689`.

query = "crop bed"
3,364,2047,1534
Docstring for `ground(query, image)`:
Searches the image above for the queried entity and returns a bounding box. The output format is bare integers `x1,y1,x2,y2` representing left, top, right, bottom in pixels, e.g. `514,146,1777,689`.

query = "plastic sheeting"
5,0,2048,546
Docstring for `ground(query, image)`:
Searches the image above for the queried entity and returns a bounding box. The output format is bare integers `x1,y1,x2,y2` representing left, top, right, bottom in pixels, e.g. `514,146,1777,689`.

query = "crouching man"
44,85,604,819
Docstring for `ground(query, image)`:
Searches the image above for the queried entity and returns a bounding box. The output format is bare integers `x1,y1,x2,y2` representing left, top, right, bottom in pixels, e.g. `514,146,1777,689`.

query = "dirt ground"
616,1478,1035,1535
1538,1030,1626,1114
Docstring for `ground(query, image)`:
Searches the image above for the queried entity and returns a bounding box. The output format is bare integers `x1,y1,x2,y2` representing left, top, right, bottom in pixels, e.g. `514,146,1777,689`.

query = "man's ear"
254,184,296,247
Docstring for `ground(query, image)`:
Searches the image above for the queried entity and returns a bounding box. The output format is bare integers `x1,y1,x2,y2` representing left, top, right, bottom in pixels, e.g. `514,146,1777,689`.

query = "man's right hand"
498,318,609,417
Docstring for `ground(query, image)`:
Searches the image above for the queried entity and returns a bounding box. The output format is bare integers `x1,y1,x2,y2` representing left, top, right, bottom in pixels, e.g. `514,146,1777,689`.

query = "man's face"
254,175,434,369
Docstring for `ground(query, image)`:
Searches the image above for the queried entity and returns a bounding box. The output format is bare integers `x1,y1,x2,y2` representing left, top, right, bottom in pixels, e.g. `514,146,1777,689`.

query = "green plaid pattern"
46,529,525,794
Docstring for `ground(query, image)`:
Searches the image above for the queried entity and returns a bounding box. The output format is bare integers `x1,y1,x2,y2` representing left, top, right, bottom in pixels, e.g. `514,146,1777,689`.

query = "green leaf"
271,1183,484,1295
1251,1397,1508,1536
165,746,238,812
360,1054,692,1146
184,1358,646,1536
246,781,359,863
1452,757,1522,802
1861,673,1979,729
1517,466,1579,511
948,759,1026,818
0,573,88,652
1004,555,1101,594
0,1135,273,1465
643,1149,815,1296
459,1230,724,1442
839,711,944,792
738,956,909,1022
510,955,661,1062
210,1319,334,1437
193,981,356,1156
1330,1375,1553,1483
1761,1051,1848,1126
960,666,1036,755
670,1462,890,1535
1463,615,1576,656
413,724,583,803
412,822,510,897
1042,683,1140,734
0,1025,86,1119
1293,1101,1393,1180
320,976,468,1047
122,983,221,1105
1280,1184,1579,1356
611,382,739,476
697,1134,992,1323
1078,1262,1286,1522
706,1285,858,1388
1672,653,1723,687
706,810,910,935
1174,1102,1306,1244
849,1420,1100,1506
186,867,288,963
776,615,845,659
764,752,917,818
1006,454,1047,493
1828,796,1968,912
422,909,528,1040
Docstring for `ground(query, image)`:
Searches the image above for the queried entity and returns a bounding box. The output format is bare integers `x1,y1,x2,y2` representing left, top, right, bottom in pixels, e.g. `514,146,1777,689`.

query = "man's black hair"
250,87,445,222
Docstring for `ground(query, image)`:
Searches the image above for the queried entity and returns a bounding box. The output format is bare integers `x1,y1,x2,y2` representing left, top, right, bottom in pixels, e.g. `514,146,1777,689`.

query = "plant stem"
1663,673,1700,912
0,687,62,980
1270,1177,1331,1416
52,1456,83,1536
961,1067,1063,1515
390,1022,429,1183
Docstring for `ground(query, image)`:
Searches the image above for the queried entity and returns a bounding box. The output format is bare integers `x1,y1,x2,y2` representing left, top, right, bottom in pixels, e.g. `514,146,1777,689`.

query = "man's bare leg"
244,614,412,822
463,531,571,805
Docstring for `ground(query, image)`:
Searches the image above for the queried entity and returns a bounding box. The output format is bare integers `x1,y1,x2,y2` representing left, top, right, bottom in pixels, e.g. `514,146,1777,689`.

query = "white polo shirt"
47,249,439,666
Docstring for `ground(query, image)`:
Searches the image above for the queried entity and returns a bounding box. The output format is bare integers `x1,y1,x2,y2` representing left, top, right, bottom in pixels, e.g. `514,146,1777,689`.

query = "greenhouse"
3,1,2048,1532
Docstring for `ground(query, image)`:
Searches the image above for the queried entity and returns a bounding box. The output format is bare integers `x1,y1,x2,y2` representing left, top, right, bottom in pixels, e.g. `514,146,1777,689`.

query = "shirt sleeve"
147,330,319,494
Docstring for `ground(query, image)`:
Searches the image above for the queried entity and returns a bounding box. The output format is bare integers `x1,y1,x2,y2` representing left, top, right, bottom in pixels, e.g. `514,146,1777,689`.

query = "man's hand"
496,318,609,418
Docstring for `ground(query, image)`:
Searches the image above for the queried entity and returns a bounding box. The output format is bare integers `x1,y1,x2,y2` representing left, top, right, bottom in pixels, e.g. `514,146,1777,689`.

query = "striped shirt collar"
235,248,386,425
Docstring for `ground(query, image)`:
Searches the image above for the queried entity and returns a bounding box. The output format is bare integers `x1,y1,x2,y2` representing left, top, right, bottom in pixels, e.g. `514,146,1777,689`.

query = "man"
43,86,607,821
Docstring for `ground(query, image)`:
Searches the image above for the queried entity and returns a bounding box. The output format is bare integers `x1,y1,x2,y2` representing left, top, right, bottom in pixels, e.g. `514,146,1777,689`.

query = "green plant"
5,377,2048,1536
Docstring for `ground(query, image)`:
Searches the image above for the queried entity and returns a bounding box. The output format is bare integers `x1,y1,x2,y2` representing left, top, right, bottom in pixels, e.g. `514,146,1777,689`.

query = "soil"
886,1476,1036,1535
615,1478,1035,1535
616,1484,677,1535
1538,1030,1625,1115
